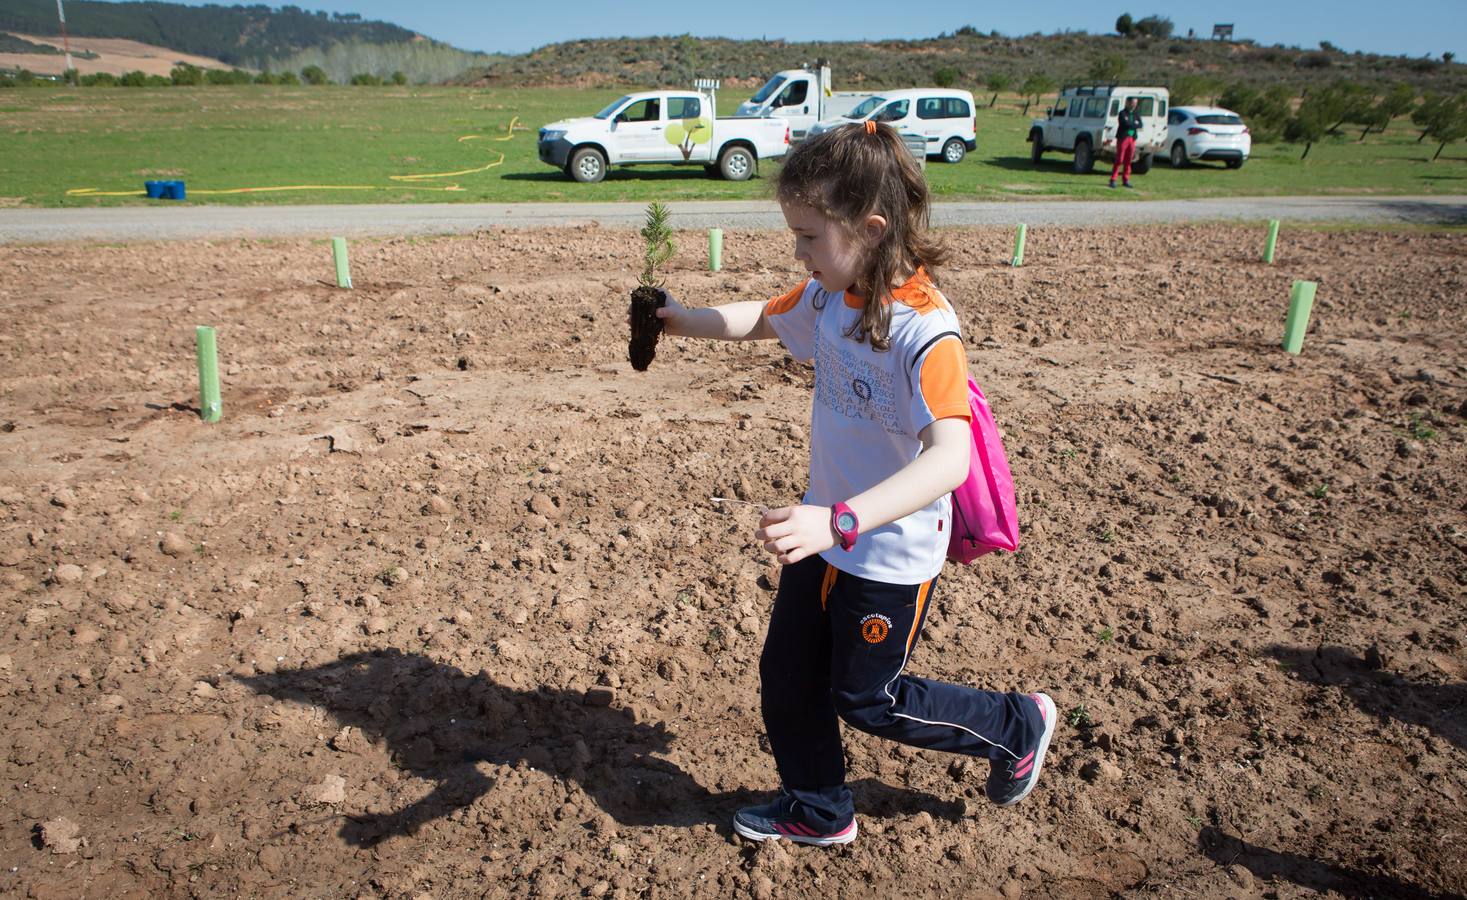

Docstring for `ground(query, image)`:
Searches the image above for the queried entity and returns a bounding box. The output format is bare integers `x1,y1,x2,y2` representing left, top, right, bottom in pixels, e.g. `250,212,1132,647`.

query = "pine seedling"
639,201,676,288
629,202,675,371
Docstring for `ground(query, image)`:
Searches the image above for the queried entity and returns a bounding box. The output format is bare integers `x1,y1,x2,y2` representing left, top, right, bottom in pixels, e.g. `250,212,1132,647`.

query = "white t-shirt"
764,269,970,585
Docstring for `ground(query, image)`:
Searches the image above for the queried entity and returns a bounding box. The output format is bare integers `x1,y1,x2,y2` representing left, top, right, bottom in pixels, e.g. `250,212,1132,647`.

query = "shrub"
301,64,329,85
391,70,407,85
1089,54,1127,82
1115,13,1134,37
933,66,958,87
277,71,300,85
118,70,150,87
171,63,204,85
349,72,382,85
1299,52,1333,69
80,71,117,86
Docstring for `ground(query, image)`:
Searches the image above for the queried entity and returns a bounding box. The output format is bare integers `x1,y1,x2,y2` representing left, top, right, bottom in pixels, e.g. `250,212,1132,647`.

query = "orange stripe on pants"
905,579,932,655
820,563,838,610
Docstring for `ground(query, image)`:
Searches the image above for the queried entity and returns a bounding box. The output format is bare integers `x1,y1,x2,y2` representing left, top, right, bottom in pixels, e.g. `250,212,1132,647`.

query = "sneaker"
1108,180,1116,189
986,692,1057,806
1123,181,1134,189
732,793,857,846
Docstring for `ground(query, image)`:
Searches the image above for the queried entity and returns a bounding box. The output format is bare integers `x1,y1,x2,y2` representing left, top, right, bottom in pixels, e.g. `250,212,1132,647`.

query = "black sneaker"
732,792,857,846
985,693,1057,806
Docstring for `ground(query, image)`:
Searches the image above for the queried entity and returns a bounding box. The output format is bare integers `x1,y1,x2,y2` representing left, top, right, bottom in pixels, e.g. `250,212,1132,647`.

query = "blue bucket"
165,180,186,201
144,180,166,199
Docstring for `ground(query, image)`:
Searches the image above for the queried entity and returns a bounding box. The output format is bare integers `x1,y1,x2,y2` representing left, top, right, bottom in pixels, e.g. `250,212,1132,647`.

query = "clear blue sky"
120,0,1467,59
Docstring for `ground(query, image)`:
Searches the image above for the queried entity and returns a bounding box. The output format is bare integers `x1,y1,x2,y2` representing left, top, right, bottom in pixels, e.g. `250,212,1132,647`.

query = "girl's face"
781,202,877,295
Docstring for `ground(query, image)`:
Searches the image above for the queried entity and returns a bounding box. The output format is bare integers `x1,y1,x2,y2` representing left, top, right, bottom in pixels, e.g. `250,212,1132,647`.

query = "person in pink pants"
1110,97,1142,188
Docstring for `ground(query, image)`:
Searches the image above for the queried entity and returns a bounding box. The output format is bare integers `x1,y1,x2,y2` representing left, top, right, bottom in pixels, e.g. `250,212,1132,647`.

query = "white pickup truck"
734,61,872,142
538,80,790,183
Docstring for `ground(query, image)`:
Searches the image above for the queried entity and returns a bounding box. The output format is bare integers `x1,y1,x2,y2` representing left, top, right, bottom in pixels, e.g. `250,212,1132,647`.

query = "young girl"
653,121,1055,846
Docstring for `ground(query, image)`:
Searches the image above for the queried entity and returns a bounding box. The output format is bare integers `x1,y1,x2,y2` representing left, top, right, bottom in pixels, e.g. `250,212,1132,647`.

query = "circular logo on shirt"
860,613,892,644
851,378,872,401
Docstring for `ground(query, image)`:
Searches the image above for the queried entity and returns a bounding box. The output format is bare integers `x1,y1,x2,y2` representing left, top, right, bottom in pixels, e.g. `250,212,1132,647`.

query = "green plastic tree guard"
709,228,723,272
196,326,222,423
1012,224,1027,267
1282,280,1317,354
1263,219,1280,264
332,236,352,289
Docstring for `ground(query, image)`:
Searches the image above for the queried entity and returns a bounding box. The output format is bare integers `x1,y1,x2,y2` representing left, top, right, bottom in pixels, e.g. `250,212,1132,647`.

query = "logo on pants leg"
860,613,892,644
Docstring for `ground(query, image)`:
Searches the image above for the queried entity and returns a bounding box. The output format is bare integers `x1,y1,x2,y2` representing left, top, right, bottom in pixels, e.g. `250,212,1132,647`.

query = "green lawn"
1,85,1463,206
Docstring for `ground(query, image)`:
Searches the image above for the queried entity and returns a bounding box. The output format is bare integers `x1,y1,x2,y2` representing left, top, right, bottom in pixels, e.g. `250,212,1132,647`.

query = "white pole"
56,0,74,72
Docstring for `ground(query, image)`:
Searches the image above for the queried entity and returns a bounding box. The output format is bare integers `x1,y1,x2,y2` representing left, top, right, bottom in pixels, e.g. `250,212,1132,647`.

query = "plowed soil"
0,225,1463,899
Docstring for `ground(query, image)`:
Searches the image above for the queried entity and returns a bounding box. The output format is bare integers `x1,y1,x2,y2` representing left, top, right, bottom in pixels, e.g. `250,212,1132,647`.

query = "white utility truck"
538,80,790,183
734,61,872,142
1028,84,1170,175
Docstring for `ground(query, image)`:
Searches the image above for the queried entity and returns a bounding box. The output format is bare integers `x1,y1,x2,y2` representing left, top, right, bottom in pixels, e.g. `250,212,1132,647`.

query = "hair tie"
865,120,877,135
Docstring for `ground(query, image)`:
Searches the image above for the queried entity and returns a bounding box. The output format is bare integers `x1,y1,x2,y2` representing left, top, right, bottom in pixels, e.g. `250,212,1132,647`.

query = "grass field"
2,85,1464,206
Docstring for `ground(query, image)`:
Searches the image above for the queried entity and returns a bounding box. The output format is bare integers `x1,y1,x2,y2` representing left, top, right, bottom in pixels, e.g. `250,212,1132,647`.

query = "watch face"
836,512,857,532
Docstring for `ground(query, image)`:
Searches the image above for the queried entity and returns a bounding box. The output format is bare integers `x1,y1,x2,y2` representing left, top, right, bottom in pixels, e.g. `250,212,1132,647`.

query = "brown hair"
775,121,948,351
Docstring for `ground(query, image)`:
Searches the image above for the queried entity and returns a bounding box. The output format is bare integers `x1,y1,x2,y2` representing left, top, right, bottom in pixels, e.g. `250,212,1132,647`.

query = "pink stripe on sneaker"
789,823,815,836
1017,750,1034,765
1032,694,1048,721
772,823,791,837
1014,761,1034,778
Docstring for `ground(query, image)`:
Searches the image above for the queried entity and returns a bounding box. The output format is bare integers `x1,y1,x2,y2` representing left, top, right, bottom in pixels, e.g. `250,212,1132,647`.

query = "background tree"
300,64,329,85
986,72,1012,107
1219,83,1294,142
1020,73,1057,114
1412,91,1446,141
1135,15,1174,38
1089,54,1127,83
1115,13,1134,37
1416,92,1467,159
1170,73,1210,106
1378,82,1416,132
1287,90,1336,158
933,67,958,88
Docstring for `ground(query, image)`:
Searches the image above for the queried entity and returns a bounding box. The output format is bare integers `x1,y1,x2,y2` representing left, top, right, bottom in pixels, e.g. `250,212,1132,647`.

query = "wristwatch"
831,502,859,552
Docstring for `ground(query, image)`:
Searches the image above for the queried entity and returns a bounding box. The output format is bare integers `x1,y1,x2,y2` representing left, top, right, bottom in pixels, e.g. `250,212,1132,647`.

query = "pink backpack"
914,333,1020,564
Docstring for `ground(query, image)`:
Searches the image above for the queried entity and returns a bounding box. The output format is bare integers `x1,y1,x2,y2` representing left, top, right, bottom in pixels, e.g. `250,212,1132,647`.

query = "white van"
808,88,978,162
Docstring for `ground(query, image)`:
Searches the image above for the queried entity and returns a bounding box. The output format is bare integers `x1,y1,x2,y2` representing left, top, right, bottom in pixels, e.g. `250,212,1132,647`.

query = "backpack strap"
909,330,963,373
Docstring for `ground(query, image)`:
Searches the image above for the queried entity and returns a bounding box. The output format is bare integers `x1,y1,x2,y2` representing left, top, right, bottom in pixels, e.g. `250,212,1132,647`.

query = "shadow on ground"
1264,644,1467,751
241,649,964,846
1200,825,1466,899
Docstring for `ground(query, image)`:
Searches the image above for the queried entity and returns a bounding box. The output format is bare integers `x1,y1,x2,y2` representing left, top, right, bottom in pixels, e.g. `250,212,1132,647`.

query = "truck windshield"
750,76,787,104
845,95,887,119
594,96,631,120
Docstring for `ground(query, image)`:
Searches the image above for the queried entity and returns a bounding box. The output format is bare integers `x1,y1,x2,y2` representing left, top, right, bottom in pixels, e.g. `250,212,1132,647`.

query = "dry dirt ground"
0,224,1463,899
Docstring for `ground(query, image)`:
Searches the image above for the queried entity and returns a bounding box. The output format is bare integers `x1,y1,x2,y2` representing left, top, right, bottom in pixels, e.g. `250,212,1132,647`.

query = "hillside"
0,0,424,68
468,32,1467,95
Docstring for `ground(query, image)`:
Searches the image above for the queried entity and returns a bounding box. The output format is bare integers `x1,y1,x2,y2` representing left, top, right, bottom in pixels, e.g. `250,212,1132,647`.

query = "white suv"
1165,106,1251,169
809,88,977,163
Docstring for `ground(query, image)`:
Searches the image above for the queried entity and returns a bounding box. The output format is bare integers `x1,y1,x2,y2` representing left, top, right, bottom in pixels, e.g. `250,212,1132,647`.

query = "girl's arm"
656,294,777,341
755,417,971,566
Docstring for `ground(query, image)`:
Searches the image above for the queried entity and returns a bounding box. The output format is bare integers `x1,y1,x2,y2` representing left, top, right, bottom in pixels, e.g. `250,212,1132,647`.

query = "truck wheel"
1132,152,1153,175
1072,138,1094,174
941,138,966,163
569,147,606,183
718,146,755,181
1030,130,1044,165
1170,141,1188,168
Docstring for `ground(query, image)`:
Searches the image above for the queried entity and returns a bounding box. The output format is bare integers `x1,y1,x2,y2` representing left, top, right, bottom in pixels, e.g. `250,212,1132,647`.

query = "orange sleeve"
765,279,810,316
919,339,971,421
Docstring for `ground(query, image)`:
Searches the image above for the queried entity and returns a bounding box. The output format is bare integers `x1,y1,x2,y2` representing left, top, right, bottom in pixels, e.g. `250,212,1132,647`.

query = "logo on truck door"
667,117,713,159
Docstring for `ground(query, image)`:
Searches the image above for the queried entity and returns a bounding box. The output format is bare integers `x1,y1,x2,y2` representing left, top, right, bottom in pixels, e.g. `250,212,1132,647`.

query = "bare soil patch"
0,225,1463,898
0,32,234,77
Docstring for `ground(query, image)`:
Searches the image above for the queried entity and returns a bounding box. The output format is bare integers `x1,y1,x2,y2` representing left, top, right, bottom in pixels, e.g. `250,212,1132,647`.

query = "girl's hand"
755,504,837,565
654,290,687,336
